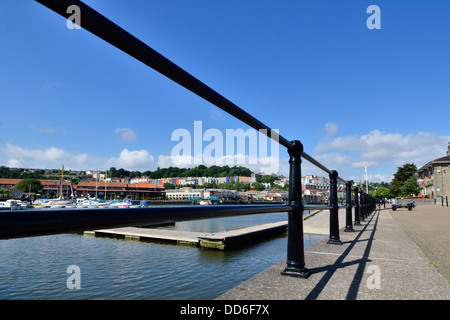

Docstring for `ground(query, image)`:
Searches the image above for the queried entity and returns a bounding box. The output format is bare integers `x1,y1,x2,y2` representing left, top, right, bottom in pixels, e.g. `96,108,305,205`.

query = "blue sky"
1,0,449,183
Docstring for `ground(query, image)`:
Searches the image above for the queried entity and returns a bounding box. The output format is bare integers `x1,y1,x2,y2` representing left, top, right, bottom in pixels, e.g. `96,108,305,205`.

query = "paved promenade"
218,205,450,300
390,204,450,281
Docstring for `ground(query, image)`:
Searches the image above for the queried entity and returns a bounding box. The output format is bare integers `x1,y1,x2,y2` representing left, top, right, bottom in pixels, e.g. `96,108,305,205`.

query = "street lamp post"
364,166,368,194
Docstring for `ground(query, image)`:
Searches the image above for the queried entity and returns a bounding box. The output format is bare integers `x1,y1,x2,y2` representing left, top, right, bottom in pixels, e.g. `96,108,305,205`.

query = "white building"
165,188,205,200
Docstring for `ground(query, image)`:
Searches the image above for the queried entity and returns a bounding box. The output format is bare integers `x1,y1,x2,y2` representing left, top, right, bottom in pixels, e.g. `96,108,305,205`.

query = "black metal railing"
0,0,378,279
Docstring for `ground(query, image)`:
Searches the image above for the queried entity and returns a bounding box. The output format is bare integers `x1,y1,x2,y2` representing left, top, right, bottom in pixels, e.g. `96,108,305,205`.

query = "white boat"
200,200,211,205
110,199,132,208
48,197,76,208
16,200,29,209
33,199,53,208
0,199,22,211
75,198,99,208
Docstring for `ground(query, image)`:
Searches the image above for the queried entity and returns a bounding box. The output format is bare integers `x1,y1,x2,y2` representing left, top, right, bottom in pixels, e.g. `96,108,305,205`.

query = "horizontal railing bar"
0,204,292,240
35,0,293,150
302,152,332,175
304,205,332,210
304,205,352,210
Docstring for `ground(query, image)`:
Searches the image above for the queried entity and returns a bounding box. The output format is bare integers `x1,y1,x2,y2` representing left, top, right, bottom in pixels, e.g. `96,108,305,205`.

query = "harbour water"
0,211,325,300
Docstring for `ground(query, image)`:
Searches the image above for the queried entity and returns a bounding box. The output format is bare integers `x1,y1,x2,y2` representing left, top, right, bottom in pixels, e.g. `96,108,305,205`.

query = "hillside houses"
1,168,339,204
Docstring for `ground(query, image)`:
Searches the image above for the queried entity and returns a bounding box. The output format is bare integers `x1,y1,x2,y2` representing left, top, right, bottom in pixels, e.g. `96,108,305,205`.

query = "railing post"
354,186,361,226
281,140,310,278
366,194,370,216
369,196,373,215
373,197,376,213
327,170,342,244
359,190,366,222
367,194,370,216
370,196,374,214
345,182,354,232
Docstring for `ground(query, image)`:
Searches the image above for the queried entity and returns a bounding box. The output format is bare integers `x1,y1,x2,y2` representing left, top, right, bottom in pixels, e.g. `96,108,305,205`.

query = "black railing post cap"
288,140,303,155
330,170,338,179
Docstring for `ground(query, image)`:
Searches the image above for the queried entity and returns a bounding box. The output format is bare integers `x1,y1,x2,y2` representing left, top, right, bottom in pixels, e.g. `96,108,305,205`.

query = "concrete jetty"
199,221,288,250
85,221,288,250
218,206,450,300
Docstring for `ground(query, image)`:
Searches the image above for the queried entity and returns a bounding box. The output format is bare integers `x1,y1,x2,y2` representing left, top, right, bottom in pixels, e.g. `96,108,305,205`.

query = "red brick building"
0,178,72,198
73,181,165,200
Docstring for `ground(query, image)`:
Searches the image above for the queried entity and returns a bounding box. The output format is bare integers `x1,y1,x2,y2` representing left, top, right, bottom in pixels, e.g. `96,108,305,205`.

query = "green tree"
116,168,130,178
14,179,43,194
258,175,276,185
251,182,265,191
389,163,417,197
372,186,393,200
108,167,117,178
163,183,176,189
400,176,421,197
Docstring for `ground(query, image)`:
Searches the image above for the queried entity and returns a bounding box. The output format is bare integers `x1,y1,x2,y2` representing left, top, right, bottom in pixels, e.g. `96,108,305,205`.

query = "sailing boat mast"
105,169,107,201
60,164,64,199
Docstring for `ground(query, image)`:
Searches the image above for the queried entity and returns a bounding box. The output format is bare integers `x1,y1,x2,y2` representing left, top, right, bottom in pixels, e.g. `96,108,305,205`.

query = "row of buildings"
126,175,259,187
164,188,291,202
0,177,328,202
0,179,165,200
0,177,294,202
417,143,450,199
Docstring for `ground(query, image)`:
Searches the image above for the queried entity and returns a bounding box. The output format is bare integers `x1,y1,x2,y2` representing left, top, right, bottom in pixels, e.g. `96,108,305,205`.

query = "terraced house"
417,143,450,199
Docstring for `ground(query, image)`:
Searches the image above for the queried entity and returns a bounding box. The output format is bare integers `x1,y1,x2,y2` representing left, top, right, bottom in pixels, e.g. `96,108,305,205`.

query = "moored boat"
0,199,22,211
110,199,132,208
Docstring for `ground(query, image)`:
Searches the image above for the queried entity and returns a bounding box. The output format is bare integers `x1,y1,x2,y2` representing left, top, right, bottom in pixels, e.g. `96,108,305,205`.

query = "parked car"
391,200,415,211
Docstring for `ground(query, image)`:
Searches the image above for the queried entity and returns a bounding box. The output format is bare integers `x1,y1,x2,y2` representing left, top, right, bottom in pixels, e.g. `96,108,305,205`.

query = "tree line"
107,165,253,179
0,165,254,180
0,166,76,180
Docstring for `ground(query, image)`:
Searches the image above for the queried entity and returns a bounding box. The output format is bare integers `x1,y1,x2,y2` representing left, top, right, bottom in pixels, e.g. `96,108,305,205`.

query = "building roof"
133,182,164,189
267,193,282,197
40,180,71,186
74,181,165,190
76,181,128,188
418,155,450,172
0,179,70,186
0,178,23,185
